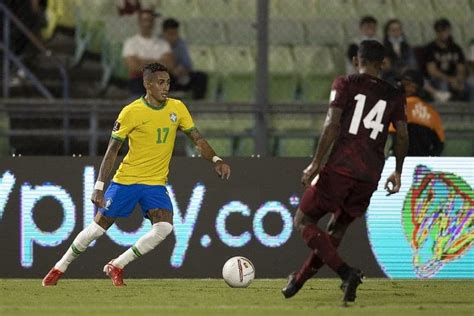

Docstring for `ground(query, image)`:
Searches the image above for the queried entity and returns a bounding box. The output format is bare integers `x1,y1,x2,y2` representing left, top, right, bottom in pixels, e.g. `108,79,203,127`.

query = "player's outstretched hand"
385,171,401,195
215,161,231,180
301,163,319,187
91,189,106,208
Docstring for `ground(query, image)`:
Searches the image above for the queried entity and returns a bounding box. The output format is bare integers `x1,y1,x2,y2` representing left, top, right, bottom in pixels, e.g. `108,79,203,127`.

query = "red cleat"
103,261,126,287
42,268,64,286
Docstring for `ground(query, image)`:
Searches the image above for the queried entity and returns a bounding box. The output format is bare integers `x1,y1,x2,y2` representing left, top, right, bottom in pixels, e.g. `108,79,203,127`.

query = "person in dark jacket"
382,19,416,84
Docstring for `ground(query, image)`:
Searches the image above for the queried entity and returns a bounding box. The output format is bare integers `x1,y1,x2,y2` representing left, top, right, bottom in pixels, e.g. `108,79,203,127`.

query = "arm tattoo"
186,128,217,161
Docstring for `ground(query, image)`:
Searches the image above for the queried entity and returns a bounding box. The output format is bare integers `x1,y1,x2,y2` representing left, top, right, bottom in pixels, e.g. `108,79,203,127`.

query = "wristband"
212,156,223,163
94,181,105,191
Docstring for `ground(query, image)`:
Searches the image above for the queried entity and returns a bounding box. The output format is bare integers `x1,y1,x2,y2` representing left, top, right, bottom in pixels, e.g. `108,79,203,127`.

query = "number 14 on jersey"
349,94,387,140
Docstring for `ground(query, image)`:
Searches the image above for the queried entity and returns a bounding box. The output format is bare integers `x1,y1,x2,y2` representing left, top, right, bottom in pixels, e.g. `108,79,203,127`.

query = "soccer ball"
222,256,255,288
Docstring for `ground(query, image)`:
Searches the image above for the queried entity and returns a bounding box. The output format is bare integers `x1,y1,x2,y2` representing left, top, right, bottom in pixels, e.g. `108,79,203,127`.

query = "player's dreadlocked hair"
143,63,168,75
358,40,385,65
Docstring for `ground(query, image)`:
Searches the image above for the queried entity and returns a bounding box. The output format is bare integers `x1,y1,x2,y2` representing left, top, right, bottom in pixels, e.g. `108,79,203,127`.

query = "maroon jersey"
325,74,407,183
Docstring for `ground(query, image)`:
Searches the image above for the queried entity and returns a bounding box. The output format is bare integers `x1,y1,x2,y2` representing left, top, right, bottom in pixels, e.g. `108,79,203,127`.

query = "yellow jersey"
111,96,195,185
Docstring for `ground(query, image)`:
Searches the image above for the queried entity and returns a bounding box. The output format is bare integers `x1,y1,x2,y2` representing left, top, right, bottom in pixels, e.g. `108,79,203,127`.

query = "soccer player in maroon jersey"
282,40,409,303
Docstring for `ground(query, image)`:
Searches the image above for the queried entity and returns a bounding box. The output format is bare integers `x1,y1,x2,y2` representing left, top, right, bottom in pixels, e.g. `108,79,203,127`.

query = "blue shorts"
99,182,173,218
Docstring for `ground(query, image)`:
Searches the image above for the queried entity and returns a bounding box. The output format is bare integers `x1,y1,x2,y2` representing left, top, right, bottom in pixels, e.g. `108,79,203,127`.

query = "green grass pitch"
1,279,473,316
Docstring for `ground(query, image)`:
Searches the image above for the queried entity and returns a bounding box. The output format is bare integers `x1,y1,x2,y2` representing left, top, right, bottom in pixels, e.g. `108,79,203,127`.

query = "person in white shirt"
122,9,174,96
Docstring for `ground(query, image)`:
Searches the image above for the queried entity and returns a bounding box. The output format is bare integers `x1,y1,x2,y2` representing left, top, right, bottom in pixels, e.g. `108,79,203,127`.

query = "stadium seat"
196,0,241,19
305,19,345,47
73,1,115,65
230,113,255,133
277,138,315,157
432,0,472,22
443,139,473,156
331,46,347,75
214,46,256,102
400,20,425,47
293,46,338,102
235,0,256,18
100,15,138,89
270,113,315,133
355,0,395,19
268,46,298,102
226,20,256,45
184,19,227,45
159,0,201,19
205,138,234,156
269,19,305,45
234,137,255,156
315,0,357,20
42,0,83,39
463,20,474,46
393,0,436,20
273,0,317,19
193,113,232,132
188,46,218,100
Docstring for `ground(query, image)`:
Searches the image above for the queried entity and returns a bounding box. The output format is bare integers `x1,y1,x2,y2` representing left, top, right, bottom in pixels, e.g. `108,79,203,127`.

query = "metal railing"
0,2,71,154
0,98,473,156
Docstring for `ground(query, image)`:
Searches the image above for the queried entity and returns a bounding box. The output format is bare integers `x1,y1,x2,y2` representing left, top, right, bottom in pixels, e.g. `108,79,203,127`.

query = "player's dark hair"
358,40,385,65
359,15,377,27
434,18,451,32
143,63,168,78
162,18,180,30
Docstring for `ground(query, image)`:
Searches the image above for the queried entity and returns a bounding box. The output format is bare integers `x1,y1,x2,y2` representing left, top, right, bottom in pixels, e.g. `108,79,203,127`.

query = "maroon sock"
295,235,342,285
301,224,345,272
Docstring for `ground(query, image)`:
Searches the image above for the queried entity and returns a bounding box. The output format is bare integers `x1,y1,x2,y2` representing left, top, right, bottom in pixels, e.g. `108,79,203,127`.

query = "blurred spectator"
4,0,46,55
390,69,445,156
3,0,47,86
346,16,379,74
424,18,468,101
122,9,174,97
117,0,141,16
381,19,416,84
467,39,474,102
161,18,208,100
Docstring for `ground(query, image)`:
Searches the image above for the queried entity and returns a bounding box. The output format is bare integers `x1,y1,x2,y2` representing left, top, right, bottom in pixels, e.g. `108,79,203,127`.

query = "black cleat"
281,272,302,299
340,268,364,303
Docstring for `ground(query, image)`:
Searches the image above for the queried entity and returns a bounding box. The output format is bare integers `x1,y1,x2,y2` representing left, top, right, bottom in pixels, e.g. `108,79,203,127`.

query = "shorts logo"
169,112,177,123
112,121,121,132
105,198,113,210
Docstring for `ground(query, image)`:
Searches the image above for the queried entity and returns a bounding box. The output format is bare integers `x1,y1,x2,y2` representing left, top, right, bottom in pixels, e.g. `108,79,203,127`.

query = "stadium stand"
1,0,473,157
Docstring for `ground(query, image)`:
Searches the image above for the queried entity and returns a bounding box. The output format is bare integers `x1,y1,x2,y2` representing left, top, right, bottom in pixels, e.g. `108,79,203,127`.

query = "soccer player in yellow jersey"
42,63,231,287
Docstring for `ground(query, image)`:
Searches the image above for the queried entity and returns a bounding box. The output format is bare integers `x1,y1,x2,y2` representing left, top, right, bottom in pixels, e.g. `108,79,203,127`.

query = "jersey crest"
170,112,177,123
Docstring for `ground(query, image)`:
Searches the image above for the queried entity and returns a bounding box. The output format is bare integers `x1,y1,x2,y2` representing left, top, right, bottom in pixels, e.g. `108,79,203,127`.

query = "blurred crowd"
347,15,473,102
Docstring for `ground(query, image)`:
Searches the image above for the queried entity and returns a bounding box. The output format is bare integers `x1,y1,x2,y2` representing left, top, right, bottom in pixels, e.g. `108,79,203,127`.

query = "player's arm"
185,128,231,180
91,138,123,208
385,121,408,195
301,107,343,187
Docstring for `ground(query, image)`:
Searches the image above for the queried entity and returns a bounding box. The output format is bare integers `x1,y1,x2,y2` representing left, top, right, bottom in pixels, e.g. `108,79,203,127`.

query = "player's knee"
152,221,173,241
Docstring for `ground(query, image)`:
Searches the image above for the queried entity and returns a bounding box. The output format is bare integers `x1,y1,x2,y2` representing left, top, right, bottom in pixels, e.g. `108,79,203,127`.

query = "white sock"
113,222,173,269
54,222,106,272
